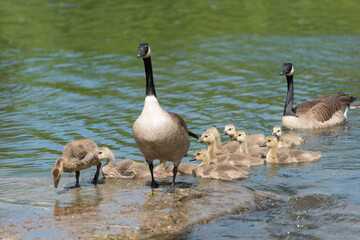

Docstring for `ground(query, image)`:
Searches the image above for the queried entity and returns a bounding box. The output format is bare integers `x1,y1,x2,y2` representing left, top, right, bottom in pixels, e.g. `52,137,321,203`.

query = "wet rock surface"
0,176,273,239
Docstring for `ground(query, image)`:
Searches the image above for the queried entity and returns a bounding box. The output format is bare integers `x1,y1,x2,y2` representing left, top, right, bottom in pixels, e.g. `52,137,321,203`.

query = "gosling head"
231,130,247,143
97,147,114,161
137,43,151,58
272,126,282,138
52,157,64,188
197,131,215,144
224,124,236,138
280,62,294,76
190,148,208,162
260,136,278,148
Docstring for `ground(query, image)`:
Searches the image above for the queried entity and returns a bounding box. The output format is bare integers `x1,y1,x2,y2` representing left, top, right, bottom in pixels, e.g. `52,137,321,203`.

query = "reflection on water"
1,0,360,239
53,187,102,217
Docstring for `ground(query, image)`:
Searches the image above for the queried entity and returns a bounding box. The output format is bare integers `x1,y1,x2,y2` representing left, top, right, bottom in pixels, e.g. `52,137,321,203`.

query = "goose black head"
280,63,294,76
137,43,151,58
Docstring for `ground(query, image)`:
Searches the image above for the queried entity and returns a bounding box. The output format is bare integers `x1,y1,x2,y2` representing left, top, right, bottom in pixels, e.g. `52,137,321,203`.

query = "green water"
1,0,360,239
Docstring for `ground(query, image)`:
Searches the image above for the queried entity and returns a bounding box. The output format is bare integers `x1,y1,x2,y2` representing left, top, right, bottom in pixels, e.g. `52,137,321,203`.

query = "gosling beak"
197,138,204,143
230,136,237,141
272,133,277,137
260,143,267,148
189,157,197,162
54,180,59,189
223,131,228,136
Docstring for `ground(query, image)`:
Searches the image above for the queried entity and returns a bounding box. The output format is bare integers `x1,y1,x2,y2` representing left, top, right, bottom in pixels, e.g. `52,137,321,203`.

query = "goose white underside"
132,95,189,163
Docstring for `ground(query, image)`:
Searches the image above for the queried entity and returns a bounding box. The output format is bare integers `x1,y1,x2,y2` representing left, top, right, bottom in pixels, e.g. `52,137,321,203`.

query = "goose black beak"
230,137,237,141
137,48,146,58
189,157,197,162
280,71,285,75
197,138,204,143
54,180,59,188
260,143,267,148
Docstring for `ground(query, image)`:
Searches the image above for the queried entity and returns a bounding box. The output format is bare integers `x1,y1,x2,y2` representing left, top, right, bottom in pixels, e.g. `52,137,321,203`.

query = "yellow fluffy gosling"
190,148,249,181
261,136,321,163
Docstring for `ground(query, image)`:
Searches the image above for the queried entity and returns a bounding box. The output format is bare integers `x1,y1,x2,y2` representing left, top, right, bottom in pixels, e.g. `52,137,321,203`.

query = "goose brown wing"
307,94,353,123
295,93,343,114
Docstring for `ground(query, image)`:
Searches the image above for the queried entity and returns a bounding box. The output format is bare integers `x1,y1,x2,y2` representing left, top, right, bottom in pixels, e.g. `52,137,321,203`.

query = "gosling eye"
277,130,280,132
197,153,201,156
267,140,271,142
238,134,242,136
229,128,232,130
98,152,103,154
205,135,208,138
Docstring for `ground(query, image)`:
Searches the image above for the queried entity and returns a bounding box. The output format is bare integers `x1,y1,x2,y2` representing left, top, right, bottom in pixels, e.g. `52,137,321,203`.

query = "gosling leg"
92,162,102,185
149,162,159,188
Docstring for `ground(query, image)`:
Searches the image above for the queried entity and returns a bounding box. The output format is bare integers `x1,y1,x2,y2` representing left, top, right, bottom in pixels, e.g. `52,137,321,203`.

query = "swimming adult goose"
261,136,321,163
51,139,101,188
280,63,358,129
132,43,198,193
272,126,304,148
224,124,265,147
190,148,249,181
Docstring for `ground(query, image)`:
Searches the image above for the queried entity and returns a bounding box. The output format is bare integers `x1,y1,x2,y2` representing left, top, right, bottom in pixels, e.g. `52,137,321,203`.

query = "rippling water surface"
1,0,360,239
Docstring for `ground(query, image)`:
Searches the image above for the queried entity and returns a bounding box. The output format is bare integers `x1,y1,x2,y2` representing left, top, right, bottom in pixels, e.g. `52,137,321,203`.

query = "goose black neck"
283,75,296,116
143,57,156,97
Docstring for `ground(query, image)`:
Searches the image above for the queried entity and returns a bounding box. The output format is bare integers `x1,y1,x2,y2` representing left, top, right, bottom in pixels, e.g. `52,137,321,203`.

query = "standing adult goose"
280,63,358,129
190,148,250,181
51,139,101,189
260,136,321,163
272,126,304,148
132,43,198,193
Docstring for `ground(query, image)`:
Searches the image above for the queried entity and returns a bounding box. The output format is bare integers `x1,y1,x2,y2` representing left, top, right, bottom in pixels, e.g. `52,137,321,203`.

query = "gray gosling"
260,136,321,163
190,148,249,181
272,126,304,148
98,147,170,179
280,63,359,129
157,161,199,176
51,139,101,189
224,124,265,147
132,43,198,193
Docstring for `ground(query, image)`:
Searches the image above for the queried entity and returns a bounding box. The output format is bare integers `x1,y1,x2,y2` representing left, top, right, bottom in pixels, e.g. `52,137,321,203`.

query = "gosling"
190,148,249,181
260,136,321,163
272,126,304,148
51,139,101,188
224,124,265,147
98,147,170,179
